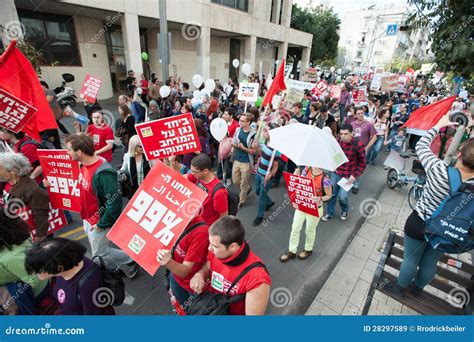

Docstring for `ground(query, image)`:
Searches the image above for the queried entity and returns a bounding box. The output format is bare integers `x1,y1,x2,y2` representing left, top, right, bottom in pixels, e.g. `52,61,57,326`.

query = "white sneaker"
341,211,348,221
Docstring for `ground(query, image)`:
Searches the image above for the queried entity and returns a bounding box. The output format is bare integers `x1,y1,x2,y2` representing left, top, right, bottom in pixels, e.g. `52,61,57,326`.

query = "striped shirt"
415,128,451,220
257,143,281,177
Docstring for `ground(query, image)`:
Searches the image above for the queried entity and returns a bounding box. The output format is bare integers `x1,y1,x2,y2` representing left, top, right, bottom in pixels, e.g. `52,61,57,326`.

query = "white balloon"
204,79,216,92
192,74,203,88
232,59,240,68
210,118,228,142
200,89,210,98
192,90,201,98
159,85,171,98
290,74,294,79
241,63,251,76
322,126,332,135
330,66,335,73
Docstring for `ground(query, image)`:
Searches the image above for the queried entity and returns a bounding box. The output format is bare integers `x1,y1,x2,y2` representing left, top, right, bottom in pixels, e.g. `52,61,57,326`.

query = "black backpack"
198,181,239,216
19,139,56,151
78,256,126,307
185,262,266,315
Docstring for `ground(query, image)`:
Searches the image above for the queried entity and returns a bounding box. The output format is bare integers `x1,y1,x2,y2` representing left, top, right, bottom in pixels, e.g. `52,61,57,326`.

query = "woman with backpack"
393,113,474,297
279,166,332,262
25,238,114,315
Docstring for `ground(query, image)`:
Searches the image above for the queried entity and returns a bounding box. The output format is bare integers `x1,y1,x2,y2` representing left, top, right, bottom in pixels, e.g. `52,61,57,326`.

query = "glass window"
19,10,81,66
211,0,248,11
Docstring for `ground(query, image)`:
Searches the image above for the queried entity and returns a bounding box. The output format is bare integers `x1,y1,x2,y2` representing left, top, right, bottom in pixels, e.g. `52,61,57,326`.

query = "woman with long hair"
115,104,137,149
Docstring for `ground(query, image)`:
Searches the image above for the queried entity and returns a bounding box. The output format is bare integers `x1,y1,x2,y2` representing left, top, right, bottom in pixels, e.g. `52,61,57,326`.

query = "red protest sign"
136,113,201,160
312,80,329,96
352,89,367,104
0,87,38,133
79,74,102,102
107,160,207,275
37,149,81,212
17,204,68,240
283,172,319,217
329,85,342,100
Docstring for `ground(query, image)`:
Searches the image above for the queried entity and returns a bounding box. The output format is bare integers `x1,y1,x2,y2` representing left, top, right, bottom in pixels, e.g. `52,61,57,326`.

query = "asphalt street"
56,98,388,315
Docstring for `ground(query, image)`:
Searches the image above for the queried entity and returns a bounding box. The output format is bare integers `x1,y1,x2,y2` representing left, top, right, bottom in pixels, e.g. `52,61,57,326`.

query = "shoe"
279,251,296,263
408,283,423,297
271,182,279,189
238,202,244,210
387,280,406,299
247,186,252,196
297,250,313,260
321,214,332,222
126,262,140,279
252,217,264,226
340,211,348,221
352,188,359,194
265,201,275,211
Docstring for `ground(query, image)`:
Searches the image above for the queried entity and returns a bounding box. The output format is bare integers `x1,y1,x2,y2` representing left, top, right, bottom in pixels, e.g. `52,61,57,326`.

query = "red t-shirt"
186,174,228,226
227,120,240,138
172,215,209,293
14,137,42,183
79,158,103,225
86,124,114,162
207,242,271,315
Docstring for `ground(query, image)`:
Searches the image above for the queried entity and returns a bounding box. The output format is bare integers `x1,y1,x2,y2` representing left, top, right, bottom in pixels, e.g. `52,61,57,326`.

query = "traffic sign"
386,24,398,35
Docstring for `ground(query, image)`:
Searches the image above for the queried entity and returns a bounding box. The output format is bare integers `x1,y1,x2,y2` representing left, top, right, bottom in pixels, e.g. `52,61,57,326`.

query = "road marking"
58,226,84,238
74,233,87,241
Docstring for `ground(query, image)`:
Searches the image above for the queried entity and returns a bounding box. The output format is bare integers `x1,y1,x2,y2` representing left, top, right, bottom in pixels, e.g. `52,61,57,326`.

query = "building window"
211,0,249,12
18,10,81,66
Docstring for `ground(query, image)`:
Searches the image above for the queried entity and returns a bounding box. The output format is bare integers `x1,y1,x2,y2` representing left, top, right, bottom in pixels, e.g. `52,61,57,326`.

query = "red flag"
0,40,58,141
262,59,286,107
404,96,456,131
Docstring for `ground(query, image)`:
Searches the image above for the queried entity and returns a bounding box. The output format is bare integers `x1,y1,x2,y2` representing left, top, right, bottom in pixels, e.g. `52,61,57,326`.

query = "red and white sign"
238,82,259,102
283,172,319,217
352,89,367,104
136,113,201,160
107,161,207,275
18,204,67,240
329,85,342,100
38,150,81,212
397,75,410,92
312,80,329,96
0,87,38,133
79,74,103,102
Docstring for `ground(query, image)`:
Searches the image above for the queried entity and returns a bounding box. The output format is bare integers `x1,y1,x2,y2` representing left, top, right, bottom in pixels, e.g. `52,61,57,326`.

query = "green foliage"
0,35,43,75
387,56,426,73
289,4,341,65
406,0,473,79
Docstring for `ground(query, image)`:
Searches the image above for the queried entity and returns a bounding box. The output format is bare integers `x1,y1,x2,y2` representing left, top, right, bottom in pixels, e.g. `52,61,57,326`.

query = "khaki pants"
232,160,251,204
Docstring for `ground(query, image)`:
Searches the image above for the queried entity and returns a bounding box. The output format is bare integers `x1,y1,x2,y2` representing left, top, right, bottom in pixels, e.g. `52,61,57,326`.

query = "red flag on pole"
262,59,286,107
0,40,58,141
404,96,456,131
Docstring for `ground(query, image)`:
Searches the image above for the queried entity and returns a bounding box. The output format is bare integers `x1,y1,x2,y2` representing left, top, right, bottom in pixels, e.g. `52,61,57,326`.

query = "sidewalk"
305,185,419,315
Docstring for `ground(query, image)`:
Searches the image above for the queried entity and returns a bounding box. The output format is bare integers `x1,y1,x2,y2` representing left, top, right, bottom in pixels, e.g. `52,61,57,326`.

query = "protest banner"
283,172,319,217
0,87,38,133
136,113,201,160
107,160,207,275
238,82,259,102
370,74,382,91
352,89,367,104
79,74,103,102
381,75,398,92
397,75,410,92
283,88,304,111
312,80,329,96
18,204,68,240
329,85,342,100
302,67,318,82
38,149,81,212
285,79,315,92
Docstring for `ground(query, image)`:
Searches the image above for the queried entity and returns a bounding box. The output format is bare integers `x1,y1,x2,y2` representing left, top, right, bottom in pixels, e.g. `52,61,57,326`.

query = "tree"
387,56,427,73
289,4,341,74
406,0,473,78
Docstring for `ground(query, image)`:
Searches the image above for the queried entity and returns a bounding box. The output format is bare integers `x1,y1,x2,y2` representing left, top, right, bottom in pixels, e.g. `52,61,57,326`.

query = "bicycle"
386,153,427,210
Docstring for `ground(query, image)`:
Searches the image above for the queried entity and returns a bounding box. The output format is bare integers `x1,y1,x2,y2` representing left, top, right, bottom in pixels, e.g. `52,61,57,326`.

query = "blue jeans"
397,222,444,289
326,173,349,217
169,274,191,306
255,173,273,218
366,135,384,164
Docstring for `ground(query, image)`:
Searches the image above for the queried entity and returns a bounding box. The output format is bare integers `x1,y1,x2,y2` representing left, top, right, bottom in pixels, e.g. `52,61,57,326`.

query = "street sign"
386,24,398,36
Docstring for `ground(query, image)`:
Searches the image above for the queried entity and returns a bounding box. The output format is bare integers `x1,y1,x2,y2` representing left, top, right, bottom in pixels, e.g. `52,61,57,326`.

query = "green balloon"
141,52,149,61
240,79,248,83
255,96,263,108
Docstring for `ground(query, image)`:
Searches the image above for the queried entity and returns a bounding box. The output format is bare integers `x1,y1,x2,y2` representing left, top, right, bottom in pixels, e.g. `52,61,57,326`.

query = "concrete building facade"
1,0,312,100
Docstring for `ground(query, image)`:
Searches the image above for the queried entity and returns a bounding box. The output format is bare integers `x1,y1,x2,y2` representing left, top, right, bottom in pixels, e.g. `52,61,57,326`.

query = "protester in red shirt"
156,215,209,306
222,107,240,138
190,216,271,315
74,111,114,162
187,154,228,226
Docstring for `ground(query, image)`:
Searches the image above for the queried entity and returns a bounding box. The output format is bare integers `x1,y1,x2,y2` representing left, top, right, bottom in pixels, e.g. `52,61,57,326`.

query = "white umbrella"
268,123,348,171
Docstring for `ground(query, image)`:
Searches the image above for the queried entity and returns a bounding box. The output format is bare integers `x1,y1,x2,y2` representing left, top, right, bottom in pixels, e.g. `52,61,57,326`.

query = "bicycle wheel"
408,185,420,210
386,168,399,189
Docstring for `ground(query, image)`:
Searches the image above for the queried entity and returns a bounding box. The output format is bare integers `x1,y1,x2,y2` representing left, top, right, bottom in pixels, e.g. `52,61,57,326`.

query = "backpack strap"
211,181,226,198
77,262,101,297
447,166,462,194
170,221,207,257
18,140,38,152
225,261,267,295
